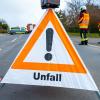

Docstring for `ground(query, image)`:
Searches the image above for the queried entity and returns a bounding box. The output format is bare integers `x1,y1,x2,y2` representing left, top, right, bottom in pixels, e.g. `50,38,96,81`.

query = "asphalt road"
0,34,100,100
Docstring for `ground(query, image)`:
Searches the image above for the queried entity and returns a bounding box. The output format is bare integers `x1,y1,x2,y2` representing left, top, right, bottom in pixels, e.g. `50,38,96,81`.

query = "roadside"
0,33,100,46
0,33,10,36
70,36,100,47
68,32,100,46
69,32,100,38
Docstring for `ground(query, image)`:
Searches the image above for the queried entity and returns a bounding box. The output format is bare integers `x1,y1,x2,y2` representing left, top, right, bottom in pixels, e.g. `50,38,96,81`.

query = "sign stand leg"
95,91,100,99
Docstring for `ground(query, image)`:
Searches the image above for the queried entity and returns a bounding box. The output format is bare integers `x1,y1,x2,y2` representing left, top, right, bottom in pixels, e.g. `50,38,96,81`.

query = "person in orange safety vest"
78,6,90,45
98,22,100,36
98,22,100,31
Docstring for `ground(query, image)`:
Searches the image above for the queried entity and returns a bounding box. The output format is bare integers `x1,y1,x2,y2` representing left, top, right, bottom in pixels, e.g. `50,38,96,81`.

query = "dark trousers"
80,29,88,44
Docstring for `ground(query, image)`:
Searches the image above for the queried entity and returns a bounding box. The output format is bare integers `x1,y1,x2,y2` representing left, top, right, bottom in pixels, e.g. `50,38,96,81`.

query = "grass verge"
68,32,100,38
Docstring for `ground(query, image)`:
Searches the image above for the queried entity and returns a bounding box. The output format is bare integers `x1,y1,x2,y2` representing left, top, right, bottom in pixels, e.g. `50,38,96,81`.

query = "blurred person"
78,6,90,45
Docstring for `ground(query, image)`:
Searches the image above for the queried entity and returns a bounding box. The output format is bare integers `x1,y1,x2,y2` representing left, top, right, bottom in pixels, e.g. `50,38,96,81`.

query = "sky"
0,0,99,27
0,0,68,27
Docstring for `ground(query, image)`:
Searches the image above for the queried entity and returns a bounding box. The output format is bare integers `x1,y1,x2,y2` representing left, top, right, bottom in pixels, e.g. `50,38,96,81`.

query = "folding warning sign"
1,9,98,91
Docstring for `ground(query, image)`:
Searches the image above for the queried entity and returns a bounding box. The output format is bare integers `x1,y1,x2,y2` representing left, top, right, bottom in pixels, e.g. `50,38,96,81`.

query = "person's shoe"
79,43,84,45
85,43,88,45
84,40,88,45
78,41,84,45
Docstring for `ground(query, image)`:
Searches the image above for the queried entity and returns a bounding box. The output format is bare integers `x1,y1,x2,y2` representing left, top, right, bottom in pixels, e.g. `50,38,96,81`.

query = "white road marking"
11,38,17,43
74,41,100,49
88,44,100,49
0,34,4,36
0,48,2,51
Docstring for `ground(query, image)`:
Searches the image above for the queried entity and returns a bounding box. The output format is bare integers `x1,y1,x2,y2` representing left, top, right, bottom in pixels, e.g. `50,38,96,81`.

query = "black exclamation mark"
45,28,54,61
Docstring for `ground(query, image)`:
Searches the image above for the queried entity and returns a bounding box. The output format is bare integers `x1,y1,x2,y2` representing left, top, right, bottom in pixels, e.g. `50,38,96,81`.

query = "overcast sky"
0,0,69,27
0,0,99,27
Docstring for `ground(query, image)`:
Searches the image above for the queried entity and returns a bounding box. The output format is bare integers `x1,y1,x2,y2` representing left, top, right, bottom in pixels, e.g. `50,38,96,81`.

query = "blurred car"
8,27,27,35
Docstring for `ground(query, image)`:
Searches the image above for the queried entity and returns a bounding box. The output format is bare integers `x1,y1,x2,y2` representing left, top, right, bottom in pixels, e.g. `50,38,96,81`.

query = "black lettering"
56,74,58,81
50,75,55,81
47,73,50,80
33,72,62,82
41,75,46,80
33,72,40,80
59,74,62,81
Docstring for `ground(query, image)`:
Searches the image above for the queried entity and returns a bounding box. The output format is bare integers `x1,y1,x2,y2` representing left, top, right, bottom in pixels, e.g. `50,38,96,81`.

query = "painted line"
0,34,4,36
88,44,100,49
11,38,17,43
74,41,100,49
0,48,2,51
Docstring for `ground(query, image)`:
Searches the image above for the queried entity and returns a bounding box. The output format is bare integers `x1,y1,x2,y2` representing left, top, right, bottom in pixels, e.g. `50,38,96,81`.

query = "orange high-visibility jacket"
98,23,100,31
78,12,90,29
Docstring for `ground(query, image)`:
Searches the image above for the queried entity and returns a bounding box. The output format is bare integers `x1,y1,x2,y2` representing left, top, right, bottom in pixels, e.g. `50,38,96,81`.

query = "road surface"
0,34,100,100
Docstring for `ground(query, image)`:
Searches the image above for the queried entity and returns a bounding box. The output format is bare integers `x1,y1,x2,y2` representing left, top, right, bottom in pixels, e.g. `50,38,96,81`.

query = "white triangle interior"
24,22,74,64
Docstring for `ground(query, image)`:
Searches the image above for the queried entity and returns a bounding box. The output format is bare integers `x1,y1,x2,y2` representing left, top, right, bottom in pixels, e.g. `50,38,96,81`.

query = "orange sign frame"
12,9,86,73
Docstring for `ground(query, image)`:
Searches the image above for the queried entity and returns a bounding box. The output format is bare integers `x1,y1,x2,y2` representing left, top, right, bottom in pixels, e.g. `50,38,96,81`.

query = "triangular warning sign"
1,9,98,91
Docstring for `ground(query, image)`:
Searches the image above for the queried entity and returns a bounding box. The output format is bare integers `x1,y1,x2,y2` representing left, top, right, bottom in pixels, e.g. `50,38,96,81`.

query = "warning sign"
1,9,98,91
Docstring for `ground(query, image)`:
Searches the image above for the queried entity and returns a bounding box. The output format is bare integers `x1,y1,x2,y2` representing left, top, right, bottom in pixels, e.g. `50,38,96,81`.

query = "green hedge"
0,29,8,33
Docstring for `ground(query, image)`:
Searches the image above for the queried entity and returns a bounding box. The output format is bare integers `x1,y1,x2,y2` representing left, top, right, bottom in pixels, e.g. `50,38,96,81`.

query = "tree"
63,0,100,33
0,19,9,33
64,0,82,32
87,4,100,33
56,10,69,30
2,24,9,30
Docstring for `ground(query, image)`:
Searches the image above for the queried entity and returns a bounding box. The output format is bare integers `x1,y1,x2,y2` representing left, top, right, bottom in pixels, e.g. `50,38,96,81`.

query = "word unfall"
33,72,62,82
